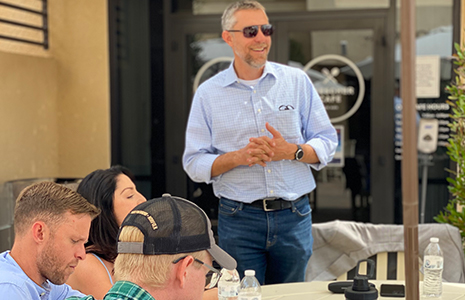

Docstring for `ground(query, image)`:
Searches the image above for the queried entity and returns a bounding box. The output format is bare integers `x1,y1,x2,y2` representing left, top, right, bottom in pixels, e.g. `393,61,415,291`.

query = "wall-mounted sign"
303,54,366,123
416,55,440,98
394,55,449,160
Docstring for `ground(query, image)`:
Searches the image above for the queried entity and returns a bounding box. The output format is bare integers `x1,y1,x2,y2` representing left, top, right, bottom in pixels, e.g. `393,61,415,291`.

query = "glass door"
274,14,395,223
282,28,374,222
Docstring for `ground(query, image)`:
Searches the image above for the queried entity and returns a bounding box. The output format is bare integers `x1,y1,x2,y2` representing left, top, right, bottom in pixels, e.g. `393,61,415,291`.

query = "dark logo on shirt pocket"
279,105,294,111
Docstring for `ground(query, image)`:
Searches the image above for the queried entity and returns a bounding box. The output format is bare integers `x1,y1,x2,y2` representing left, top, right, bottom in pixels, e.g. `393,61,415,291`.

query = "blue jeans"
218,196,313,285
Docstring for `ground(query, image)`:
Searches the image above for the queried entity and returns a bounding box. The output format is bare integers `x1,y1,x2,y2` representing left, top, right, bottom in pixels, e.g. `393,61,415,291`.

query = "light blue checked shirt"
183,61,337,203
0,251,85,300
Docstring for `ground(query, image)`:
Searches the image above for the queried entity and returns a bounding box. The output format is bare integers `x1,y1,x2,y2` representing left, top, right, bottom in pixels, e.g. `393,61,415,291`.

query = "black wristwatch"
294,144,304,161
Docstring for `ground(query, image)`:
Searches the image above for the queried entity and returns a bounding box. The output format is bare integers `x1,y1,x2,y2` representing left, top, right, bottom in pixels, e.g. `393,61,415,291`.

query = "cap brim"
207,244,237,270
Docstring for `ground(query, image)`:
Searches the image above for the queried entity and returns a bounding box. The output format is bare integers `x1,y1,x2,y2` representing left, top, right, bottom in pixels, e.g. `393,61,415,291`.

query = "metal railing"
0,0,48,49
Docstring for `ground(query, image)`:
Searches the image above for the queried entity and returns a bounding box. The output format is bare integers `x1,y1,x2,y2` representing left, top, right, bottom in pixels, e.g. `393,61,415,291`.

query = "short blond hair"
14,181,100,235
115,226,206,288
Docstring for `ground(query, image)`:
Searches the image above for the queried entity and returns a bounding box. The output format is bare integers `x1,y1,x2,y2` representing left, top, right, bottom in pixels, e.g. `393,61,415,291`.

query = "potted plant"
434,43,465,244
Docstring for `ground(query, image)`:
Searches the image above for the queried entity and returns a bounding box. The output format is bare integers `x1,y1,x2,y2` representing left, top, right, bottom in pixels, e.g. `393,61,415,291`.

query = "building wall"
0,0,110,183
51,0,111,177
0,52,59,181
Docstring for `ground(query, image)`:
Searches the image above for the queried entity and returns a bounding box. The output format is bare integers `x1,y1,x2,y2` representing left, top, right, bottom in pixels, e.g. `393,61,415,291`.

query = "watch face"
296,150,304,160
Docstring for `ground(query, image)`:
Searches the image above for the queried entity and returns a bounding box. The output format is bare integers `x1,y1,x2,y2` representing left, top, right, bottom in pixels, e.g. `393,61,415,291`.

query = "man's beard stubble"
37,241,75,285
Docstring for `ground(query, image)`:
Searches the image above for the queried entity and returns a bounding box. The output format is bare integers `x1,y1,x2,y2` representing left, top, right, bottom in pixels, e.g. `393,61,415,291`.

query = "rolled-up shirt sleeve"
302,74,338,170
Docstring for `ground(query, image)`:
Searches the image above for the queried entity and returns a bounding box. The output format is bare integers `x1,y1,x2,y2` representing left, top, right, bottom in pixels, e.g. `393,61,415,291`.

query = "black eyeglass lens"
261,25,273,36
243,26,259,38
205,271,216,289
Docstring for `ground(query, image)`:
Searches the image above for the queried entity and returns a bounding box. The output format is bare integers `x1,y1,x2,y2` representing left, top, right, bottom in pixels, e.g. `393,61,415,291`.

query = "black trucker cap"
117,193,237,270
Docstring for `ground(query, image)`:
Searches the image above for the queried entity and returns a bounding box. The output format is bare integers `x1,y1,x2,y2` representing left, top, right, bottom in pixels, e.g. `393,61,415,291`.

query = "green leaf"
437,41,465,253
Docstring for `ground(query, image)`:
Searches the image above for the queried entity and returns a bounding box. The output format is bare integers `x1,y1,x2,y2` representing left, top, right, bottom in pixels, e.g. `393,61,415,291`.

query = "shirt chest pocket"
273,110,301,144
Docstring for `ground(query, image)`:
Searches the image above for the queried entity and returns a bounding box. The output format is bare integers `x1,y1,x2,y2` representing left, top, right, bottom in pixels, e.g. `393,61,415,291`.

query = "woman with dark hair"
67,165,147,299
67,166,219,300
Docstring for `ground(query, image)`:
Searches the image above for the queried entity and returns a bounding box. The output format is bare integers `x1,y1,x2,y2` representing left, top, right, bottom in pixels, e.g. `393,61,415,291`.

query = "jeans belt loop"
291,199,297,212
238,201,244,211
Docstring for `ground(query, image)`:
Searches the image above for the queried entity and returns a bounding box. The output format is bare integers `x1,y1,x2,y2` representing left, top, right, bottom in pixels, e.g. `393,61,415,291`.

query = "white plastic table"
262,280,465,300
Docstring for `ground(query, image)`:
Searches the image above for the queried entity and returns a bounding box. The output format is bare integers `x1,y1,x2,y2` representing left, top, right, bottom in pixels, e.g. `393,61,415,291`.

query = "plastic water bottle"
423,237,443,297
238,270,261,300
218,268,240,300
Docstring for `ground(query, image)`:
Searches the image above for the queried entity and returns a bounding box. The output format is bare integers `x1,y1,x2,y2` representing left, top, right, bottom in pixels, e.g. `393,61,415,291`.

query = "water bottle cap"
244,270,255,276
430,237,439,243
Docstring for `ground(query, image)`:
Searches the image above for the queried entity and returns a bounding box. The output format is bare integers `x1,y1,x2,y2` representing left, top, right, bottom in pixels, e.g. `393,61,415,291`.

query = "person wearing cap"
68,194,236,300
67,166,219,300
67,166,148,298
0,182,100,300
182,0,337,284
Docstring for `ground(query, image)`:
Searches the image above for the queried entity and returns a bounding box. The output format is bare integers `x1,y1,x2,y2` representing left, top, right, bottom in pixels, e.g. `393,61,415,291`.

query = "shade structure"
400,1,420,300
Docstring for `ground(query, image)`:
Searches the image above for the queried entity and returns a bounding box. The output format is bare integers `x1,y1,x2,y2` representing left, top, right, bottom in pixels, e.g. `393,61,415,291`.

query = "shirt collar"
222,60,277,87
6,252,52,298
107,281,155,300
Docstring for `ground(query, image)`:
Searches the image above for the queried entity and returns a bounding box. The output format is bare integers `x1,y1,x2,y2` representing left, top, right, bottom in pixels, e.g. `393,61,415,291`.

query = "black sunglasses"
227,24,274,38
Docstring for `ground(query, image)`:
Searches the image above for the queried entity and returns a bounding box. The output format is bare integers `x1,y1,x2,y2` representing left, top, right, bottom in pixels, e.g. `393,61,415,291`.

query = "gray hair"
221,0,266,31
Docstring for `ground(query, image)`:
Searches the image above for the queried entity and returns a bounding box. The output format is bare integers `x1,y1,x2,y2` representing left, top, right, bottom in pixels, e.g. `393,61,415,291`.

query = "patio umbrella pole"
401,0,420,300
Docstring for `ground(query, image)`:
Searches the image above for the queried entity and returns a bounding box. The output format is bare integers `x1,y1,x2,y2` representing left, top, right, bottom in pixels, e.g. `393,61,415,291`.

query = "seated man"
0,181,100,299
70,193,237,300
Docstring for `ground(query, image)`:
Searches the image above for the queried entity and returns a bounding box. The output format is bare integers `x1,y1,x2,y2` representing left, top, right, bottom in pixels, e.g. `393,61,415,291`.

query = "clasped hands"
237,122,294,167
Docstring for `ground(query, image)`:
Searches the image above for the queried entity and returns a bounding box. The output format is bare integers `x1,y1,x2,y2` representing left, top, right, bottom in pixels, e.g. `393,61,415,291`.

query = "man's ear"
175,256,195,288
222,30,233,47
31,221,47,244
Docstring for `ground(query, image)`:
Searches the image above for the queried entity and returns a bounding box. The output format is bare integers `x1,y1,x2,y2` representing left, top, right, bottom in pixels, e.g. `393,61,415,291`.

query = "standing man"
183,0,337,284
0,181,100,299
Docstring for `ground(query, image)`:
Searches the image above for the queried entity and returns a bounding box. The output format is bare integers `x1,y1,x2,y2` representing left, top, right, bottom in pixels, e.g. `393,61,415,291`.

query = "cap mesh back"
119,195,211,255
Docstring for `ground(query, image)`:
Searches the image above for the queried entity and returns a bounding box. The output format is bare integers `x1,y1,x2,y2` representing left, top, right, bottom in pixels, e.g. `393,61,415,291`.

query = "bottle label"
218,284,240,297
424,255,443,269
238,296,261,300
